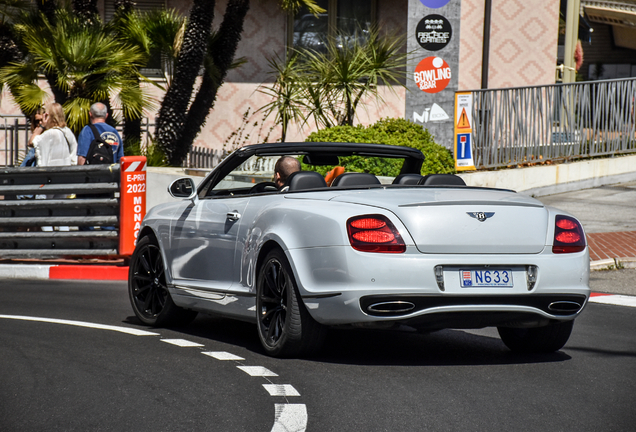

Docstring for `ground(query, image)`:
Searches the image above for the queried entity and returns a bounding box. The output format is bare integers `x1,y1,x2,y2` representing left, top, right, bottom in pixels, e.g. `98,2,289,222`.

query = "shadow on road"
124,314,572,367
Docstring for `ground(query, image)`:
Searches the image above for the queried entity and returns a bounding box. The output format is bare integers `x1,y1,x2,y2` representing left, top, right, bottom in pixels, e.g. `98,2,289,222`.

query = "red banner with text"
119,156,147,256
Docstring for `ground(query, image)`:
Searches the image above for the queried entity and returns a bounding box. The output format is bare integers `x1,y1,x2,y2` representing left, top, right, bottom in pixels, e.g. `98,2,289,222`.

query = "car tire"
256,248,326,357
497,320,574,353
129,235,198,327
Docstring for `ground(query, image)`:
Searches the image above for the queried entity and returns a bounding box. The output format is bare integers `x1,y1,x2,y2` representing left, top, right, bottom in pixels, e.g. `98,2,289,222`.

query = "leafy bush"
303,118,456,176
127,138,168,167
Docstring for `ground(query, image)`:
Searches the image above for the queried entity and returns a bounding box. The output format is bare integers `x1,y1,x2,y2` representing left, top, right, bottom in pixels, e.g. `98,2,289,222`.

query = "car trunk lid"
330,188,548,254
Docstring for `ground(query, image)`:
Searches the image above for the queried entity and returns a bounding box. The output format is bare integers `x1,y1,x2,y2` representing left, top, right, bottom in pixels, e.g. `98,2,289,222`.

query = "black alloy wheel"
129,236,197,326
256,249,325,357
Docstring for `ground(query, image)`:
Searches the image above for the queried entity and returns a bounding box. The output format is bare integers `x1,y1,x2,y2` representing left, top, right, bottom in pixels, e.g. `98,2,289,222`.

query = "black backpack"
86,124,115,164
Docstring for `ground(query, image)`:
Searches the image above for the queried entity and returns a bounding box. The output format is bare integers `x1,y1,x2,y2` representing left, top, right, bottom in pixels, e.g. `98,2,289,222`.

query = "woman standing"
29,103,78,231
29,102,77,166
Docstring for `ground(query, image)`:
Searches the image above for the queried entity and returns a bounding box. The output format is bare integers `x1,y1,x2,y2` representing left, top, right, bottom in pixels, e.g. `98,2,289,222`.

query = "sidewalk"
587,230,636,270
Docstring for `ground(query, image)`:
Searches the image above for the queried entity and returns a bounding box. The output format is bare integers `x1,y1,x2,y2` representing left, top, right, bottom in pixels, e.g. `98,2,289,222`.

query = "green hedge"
303,118,456,176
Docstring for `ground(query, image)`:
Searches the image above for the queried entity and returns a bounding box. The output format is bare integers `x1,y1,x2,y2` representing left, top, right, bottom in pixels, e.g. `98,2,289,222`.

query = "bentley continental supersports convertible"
128,142,590,357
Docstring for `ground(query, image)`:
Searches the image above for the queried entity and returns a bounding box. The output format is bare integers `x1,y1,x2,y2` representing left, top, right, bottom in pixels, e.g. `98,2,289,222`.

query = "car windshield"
212,155,280,192
200,143,423,198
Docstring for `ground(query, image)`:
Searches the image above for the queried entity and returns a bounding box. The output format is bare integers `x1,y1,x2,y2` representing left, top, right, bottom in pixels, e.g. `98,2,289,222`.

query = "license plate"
460,269,513,287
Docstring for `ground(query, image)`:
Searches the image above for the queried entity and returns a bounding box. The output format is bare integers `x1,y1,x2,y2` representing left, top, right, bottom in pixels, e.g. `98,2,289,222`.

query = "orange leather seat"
324,166,345,186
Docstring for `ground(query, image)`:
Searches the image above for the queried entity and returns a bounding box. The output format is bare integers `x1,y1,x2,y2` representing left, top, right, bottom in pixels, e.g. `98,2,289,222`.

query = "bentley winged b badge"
467,212,495,222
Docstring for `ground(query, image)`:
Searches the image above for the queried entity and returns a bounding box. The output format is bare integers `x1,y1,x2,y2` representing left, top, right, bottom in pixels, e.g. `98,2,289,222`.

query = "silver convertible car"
128,142,590,357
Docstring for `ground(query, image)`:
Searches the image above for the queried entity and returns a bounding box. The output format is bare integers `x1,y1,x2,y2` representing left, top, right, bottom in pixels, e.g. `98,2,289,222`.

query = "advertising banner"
119,156,147,256
454,92,476,170
407,0,462,149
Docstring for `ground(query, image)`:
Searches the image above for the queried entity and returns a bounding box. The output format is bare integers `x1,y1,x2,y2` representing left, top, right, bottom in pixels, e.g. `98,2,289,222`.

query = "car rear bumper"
287,245,590,327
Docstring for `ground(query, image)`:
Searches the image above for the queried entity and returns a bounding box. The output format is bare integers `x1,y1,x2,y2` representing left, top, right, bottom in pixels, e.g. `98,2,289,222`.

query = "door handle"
226,211,241,221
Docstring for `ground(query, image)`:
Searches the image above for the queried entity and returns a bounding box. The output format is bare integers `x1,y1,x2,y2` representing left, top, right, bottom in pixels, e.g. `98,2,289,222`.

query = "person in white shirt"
28,102,78,231
29,102,77,167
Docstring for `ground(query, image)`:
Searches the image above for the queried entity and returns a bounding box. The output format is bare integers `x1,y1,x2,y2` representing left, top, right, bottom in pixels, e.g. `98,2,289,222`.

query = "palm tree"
141,8,186,87
258,27,409,135
257,52,307,141
156,0,324,166
0,8,150,132
303,27,408,127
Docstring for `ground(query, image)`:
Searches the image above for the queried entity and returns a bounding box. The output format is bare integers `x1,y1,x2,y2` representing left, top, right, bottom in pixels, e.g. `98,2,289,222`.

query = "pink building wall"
0,0,561,158
458,0,560,90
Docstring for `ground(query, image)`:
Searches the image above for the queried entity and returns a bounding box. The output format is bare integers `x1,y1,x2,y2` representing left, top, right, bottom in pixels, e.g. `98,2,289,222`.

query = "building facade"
0,0,564,152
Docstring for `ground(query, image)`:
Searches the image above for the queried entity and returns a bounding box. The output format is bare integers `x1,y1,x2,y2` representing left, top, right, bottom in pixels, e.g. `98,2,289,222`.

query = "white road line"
0,265,50,280
0,314,159,336
271,404,308,432
589,295,636,308
237,366,279,377
1,314,309,430
202,351,245,361
263,384,300,397
161,339,205,347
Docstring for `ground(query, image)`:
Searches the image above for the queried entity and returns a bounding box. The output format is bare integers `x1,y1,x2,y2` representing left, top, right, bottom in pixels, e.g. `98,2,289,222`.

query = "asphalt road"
1,279,635,432
537,181,636,234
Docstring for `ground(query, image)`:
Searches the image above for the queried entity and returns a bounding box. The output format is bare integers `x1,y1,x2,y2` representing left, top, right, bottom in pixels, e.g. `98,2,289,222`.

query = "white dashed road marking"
202,351,245,361
1,314,307,431
271,404,308,432
161,338,205,347
237,366,279,377
263,384,301,397
0,314,159,336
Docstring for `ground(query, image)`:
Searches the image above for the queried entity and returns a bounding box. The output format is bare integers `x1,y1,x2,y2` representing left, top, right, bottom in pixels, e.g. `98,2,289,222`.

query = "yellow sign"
454,92,476,171
457,107,471,129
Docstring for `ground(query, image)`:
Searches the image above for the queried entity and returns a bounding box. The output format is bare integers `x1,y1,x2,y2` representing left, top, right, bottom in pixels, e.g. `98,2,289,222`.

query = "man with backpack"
77,102,123,231
77,102,123,165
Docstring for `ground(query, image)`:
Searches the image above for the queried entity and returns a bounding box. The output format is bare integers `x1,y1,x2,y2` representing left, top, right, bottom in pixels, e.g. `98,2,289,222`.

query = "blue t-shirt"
77,122,124,163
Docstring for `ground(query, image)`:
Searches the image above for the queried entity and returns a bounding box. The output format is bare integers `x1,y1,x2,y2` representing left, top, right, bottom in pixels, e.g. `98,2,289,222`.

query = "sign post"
454,92,476,170
119,156,147,256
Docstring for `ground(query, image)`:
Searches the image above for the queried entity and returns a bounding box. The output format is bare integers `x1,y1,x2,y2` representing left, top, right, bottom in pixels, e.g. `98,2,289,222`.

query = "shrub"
303,118,456,176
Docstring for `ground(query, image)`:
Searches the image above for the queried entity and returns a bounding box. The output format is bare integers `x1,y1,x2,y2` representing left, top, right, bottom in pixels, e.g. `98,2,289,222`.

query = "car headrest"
331,172,381,187
285,171,327,191
392,174,423,185
418,174,466,186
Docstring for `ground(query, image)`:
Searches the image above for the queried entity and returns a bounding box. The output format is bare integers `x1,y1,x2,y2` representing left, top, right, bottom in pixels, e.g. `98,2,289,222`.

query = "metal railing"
0,165,121,259
0,115,225,170
470,77,636,169
184,146,228,169
0,115,156,167
0,116,30,167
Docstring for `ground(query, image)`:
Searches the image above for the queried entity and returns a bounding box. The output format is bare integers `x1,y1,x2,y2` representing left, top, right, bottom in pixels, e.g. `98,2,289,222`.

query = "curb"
590,257,636,271
0,264,128,281
1,257,635,280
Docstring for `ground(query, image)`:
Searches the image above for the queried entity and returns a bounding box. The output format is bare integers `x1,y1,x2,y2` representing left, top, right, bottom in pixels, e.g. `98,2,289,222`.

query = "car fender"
241,196,411,294
138,199,192,287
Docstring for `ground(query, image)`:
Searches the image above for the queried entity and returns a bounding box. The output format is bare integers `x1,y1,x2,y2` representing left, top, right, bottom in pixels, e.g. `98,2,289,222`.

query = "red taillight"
347,214,406,253
555,218,578,230
552,215,586,254
353,230,394,243
350,218,386,230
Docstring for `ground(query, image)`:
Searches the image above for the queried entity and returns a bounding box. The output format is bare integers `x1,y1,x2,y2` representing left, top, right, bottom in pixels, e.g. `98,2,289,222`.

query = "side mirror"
168,178,197,199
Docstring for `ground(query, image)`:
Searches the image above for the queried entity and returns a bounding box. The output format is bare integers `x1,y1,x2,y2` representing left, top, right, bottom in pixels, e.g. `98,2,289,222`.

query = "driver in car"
273,156,301,189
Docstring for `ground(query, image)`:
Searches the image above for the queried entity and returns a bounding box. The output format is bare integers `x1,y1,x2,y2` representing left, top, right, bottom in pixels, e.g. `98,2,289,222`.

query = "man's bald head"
274,156,301,188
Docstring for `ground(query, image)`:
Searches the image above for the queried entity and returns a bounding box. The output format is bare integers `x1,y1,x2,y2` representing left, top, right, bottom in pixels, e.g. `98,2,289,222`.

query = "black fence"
183,146,228,169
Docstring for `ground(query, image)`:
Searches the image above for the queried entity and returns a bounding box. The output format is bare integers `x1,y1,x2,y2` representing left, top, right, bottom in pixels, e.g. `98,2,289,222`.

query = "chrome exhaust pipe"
367,301,416,314
548,301,581,313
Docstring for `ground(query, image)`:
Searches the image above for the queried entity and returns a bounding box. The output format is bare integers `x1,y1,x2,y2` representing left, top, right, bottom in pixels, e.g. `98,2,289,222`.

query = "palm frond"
278,0,325,16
